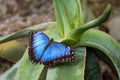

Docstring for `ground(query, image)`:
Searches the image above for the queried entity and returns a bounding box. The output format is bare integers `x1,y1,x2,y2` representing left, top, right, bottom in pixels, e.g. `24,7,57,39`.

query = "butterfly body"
28,31,75,67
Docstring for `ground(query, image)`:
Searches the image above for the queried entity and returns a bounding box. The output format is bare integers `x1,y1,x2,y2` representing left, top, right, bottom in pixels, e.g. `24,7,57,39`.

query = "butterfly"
28,31,75,67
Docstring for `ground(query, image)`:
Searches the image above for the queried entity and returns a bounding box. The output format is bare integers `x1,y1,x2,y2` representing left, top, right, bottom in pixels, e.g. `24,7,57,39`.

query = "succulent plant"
0,0,120,80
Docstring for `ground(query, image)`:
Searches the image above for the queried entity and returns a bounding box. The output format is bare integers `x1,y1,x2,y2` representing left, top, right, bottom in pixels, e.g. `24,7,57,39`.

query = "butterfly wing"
41,42,75,66
28,31,49,62
29,31,75,66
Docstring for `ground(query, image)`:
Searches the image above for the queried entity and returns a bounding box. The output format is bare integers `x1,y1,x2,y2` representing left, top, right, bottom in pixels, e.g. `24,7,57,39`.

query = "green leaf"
0,22,56,43
76,29,120,79
47,47,86,80
16,49,45,80
53,0,83,37
38,67,48,80
0,61,20,80
64,4,111,41
85,48,102,80
44,30,61,41
81,0,95,23
0,41,26,62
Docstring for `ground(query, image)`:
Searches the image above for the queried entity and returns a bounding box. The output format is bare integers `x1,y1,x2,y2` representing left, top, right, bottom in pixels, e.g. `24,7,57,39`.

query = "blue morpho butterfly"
28,31,75,67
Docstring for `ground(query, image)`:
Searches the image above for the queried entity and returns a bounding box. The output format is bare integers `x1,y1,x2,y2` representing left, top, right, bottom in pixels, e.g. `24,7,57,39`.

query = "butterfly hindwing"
41,42,75,66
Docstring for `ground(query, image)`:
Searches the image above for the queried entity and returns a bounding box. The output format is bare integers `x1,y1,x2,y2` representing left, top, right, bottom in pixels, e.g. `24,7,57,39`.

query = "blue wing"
32,32,49,59
41,42,71,62
29,31,74,66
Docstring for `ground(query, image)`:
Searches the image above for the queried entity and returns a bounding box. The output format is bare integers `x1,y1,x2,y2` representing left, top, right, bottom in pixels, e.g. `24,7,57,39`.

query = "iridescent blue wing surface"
41,42,75,66
28,31,49,62
29,31,75,67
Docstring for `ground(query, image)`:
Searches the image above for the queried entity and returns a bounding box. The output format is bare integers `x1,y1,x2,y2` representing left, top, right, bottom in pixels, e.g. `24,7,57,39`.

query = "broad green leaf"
85,48,102,80
44,30,61,41
16,49,44,80
86,48,118,80
38,67,48,80
0,61,20,80
0,40,26,62
64,4,111,41
53,0,83,37
0,22,56,43
76,29,120,79
81,0,95,23
47,47,86,80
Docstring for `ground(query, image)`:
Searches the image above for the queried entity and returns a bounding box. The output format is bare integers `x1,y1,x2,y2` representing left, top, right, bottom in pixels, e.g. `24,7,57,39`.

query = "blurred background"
0,0,120,80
